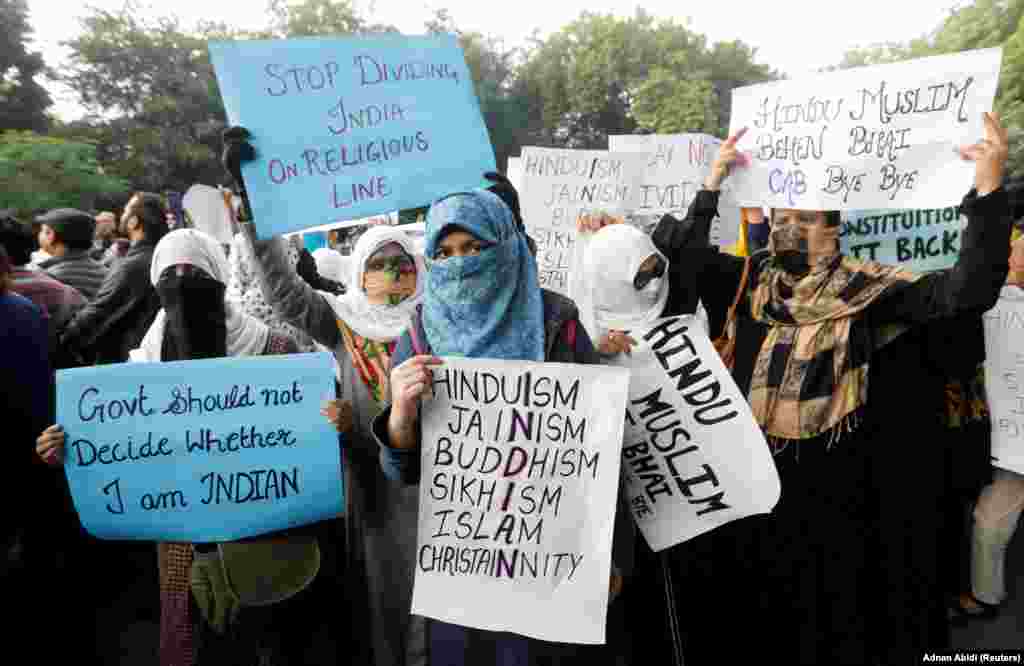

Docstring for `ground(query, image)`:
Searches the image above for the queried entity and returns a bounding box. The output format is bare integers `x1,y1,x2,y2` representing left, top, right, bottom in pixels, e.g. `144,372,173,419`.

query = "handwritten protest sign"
209,35,495,237
56,353,343,542
605,316,780,551
726,48,1003,210
609,133,742,249
841,205,964,271
506,156,523,194
519,147,646,298
411,357,630,644
984,287,1024,475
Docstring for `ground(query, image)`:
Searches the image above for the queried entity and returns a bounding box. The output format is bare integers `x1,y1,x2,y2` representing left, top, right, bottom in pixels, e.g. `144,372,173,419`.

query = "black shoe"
949,593,1000,626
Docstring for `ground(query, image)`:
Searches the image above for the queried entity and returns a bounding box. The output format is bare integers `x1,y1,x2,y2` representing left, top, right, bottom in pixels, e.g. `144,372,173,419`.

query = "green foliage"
60,3,234,191
632,73,717,134
516,11,774,148
0,131,128,216
0,0,52,132
44,2,772,193
834,0,1024,179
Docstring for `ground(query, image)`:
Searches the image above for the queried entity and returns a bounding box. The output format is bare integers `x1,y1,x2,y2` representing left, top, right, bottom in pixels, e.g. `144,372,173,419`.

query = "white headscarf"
322,226,425,342
130,229,271,362
579,224,670,341
312,247,349,286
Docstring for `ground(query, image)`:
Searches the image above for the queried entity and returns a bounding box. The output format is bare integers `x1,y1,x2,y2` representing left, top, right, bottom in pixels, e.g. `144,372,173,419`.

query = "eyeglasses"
633,256,666,290
365,254,416,274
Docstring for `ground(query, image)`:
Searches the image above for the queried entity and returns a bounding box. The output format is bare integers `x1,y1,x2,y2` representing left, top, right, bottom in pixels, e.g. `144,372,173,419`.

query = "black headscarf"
155,266,228,361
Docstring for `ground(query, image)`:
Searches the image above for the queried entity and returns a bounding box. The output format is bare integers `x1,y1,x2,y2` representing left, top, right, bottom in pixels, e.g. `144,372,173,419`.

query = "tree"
60,4,235,191
59,1,401,192
0,131,128,216
265,0,397,36
425,9,528,172
632,75,717,134
834,0,1024,179
516,11,774,148
0,0,52,132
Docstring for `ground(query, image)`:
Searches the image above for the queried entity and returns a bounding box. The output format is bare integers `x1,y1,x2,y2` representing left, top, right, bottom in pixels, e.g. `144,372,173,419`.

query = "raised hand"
705,127,750,192
958,112,1010,197
221,126,257,221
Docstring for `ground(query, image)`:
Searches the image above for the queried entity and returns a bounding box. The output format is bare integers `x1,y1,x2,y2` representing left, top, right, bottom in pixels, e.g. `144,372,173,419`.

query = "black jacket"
60,241,161,364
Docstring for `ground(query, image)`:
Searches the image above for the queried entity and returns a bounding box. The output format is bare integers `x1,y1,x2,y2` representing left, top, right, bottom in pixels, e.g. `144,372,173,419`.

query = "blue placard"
208,34,496,237
56,353,343,542
840,205,963,272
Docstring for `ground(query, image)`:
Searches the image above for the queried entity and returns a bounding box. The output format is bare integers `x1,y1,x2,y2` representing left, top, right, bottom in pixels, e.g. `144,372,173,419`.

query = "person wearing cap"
36,208,108,300
60,192,169,364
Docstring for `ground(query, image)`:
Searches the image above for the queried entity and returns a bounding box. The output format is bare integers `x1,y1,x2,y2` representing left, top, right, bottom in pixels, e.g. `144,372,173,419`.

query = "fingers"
958,144,985,161
983,111,1008,145
393,356,441,407
724,126,748,147
37,425,65,464
402,354,443,369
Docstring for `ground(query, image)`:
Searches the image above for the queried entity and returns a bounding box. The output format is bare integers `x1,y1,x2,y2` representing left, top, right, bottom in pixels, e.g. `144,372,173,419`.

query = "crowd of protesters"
2,106,1022,666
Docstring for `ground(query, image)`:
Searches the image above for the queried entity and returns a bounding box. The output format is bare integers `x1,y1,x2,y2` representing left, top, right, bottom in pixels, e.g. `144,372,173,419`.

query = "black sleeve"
869,188,1011,325
60,259,133,350
654,189,746,338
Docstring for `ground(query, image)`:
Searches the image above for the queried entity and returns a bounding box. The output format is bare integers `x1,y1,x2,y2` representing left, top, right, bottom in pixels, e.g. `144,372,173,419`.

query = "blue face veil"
422,190,545,361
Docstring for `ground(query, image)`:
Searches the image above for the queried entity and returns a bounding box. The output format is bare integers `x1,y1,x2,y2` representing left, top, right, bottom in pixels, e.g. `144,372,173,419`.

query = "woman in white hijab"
38,229,324,666
245,223,427,666
579,222,707,356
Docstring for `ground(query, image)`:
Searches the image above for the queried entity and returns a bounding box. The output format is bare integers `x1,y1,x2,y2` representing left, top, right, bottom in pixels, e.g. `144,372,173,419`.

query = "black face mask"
156,272,227,361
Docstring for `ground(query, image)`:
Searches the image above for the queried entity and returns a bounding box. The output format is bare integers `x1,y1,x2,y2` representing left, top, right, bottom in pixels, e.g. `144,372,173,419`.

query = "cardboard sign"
609,133,742,248
984,287,1024,475
840,205,964,271
726,48,1003,210
411,357,630,644
519,147,646,297
56,353,343,542
606,316,780,551
209,34,495,237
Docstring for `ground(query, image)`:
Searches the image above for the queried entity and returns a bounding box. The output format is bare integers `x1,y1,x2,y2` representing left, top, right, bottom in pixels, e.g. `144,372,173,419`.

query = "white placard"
411,357,630,644
984,286,1024,475
609,133,742,249
606,316,780,551
519,147,647,298
183,184,235,245
507,156,523,194
726,48,1003,211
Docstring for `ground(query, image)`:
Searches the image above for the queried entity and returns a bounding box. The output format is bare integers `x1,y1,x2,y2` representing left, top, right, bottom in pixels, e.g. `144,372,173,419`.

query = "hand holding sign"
704,127,749,192
958,112,1010,196
37,424,65,465
597,330,638,356
389,354,442,448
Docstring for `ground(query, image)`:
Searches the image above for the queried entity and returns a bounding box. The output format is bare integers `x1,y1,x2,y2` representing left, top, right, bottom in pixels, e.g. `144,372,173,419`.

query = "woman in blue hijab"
373,189,633,666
